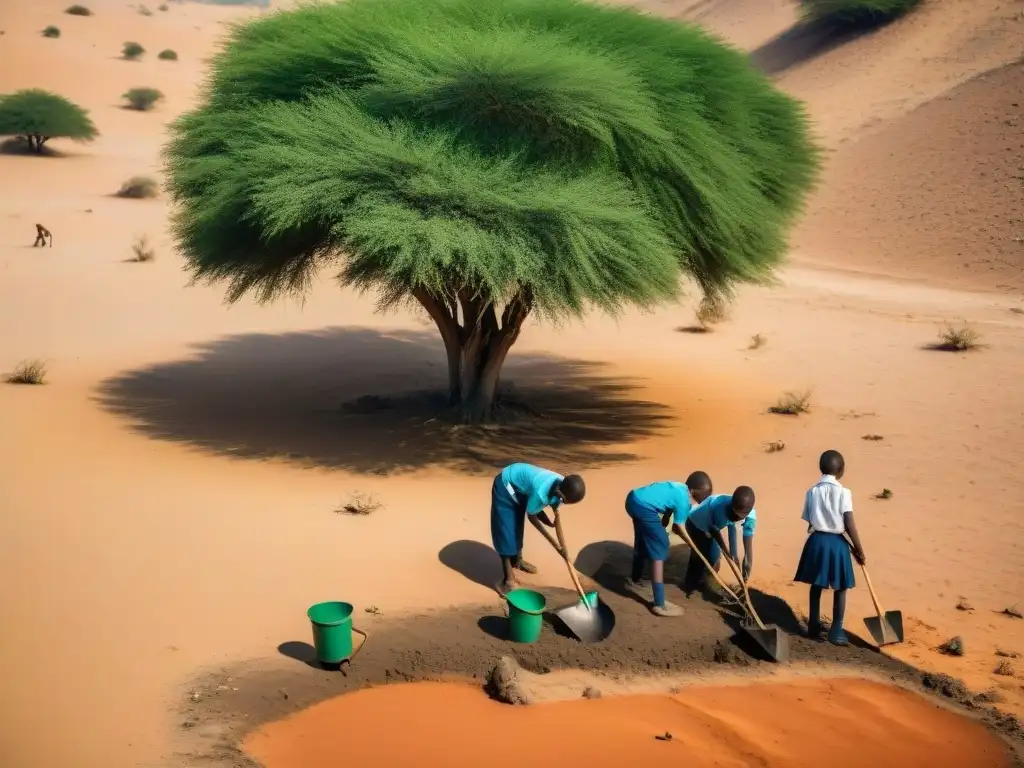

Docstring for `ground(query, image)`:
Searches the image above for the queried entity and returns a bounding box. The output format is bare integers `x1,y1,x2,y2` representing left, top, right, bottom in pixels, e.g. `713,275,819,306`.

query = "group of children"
489,450,867,646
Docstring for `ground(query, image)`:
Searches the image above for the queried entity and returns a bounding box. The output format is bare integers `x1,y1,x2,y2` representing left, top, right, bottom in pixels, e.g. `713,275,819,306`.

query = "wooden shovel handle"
720,548,768,631
553,511,590,605
678,527,766,630
860,564,886,617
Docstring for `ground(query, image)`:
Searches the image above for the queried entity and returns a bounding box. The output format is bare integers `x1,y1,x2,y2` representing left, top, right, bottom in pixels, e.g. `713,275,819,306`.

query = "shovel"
533,512,614,644
859,563,904,646
677,527,789,663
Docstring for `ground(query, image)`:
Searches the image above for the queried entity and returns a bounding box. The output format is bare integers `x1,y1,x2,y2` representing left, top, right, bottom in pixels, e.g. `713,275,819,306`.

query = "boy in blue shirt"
681,486,757,597
624,472,713,617
491,462,586,593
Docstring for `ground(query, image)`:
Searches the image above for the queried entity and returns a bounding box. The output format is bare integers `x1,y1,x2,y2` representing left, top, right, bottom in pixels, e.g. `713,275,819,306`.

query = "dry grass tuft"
128,234,155,262
748,333,766,350
116,175,158,198
768,390,811,415
765,440,785,453
336,491,382,516
4,359,48,385
928,322,981,352
874,488,893,500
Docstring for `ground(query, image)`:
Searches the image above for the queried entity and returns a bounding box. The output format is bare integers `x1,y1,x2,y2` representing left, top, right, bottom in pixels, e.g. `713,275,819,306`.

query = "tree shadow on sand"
95,327,672,475
750,18,878,77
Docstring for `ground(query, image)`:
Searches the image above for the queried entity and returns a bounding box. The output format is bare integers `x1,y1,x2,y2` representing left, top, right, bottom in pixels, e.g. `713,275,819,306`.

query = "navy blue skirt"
625,492,670,562
490,474,527,557
795,532,855,590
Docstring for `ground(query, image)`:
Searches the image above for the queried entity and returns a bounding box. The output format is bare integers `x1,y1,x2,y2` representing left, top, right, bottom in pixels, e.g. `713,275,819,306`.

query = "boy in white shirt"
794,450,867,646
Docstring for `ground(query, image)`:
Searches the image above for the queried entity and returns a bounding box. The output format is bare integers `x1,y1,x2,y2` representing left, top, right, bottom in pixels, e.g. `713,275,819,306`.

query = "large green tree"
165,0,819,423
0,89,97,153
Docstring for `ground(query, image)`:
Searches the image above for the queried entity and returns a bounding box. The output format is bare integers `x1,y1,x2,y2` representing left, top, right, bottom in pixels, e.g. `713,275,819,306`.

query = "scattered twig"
956,598,974,612
995,649,1019,659
1001,604,1023,619
364,605,382,616
336,492,382,516
874,488,893,500
862,434,884,441
655,732,674,742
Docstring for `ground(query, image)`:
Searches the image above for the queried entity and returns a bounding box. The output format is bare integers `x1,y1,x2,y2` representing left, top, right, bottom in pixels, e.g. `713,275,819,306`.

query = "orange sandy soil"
244,679,1012,768
1,0,1024,766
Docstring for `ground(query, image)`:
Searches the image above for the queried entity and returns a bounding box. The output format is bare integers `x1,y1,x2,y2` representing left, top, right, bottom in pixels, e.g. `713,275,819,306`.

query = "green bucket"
506,588,546,644
307,601,354,664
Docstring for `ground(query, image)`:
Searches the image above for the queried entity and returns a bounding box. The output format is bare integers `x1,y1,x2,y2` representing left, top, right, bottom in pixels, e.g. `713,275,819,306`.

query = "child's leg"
651,560,666,606
501,556,516,590
630,518,647,583
807,586,824,638
511,507,536,573
828,589,849,645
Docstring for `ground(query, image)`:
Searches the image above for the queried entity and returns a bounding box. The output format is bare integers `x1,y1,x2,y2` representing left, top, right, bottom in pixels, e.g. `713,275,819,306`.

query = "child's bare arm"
844,512,866,564
533,511,556,528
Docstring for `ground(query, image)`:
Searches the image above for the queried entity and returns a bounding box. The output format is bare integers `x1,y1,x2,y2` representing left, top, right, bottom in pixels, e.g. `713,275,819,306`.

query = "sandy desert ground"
1,0,1023,766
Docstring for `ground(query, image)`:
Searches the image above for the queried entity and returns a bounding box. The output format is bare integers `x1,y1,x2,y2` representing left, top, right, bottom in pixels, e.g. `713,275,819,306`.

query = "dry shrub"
748,333,766,349
158,49,178,61
43,25,61,38
930,322,981,352
5,359,48,385
129,234,155,262
695,294,730,329
65,4,92,15
768,390,811,415
116,175,158,198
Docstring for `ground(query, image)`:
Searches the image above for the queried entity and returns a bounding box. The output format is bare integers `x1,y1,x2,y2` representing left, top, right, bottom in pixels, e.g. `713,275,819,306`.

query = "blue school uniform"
625,482,693,563
794,476,856,590
682,494,757,593
490,463,562,557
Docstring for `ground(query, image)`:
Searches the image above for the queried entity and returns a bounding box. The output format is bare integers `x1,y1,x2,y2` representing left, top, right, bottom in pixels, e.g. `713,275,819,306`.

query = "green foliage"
158,48,178,60
43,25,61,38
0,89,98,153
123,87,163,110
122,41,145,59
65,4,92,15
166,0,819,318
800,0,923,25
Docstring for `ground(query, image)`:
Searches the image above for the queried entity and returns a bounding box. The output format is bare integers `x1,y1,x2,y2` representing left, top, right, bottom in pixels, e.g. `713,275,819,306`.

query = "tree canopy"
0,89,98,153
165,0,820,421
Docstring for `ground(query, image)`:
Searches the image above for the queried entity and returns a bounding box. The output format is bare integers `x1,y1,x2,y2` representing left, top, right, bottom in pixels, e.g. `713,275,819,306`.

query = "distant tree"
157,49,178,60
122,87,164,110
801,0,922,25
43,25,61,38
0,89,98,153
64,4,92,15
165,0,820,423
122,41,145,59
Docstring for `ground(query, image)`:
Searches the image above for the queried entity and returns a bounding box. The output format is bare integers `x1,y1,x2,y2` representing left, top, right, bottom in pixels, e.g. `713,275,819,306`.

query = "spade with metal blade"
859,563,904,646
533,512,614,644
677,526,789,663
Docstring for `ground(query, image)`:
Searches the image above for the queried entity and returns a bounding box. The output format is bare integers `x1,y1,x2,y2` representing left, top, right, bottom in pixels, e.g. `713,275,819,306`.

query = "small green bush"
64,4,92,15
122,41,145,60
122,87,163,111
800,0,923,26
43,25,61,38
158,49,178,61
116,175,159,198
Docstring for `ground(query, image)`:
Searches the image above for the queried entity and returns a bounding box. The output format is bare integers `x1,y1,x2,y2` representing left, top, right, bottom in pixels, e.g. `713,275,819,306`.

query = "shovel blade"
553,595,615,644
742,623,789,663
864,611,904,646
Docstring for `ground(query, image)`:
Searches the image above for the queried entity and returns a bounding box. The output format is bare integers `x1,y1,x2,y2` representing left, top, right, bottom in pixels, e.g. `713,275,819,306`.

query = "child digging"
491,463,586,593
795,449,866,646
624,472,713,617
681,487,757,597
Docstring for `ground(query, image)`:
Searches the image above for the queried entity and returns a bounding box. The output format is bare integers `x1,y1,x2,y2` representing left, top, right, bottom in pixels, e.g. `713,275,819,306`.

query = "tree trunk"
413,287,532,424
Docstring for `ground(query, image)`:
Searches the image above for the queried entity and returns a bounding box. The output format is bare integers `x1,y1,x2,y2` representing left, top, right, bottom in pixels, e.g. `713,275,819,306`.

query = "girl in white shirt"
794,450,867,646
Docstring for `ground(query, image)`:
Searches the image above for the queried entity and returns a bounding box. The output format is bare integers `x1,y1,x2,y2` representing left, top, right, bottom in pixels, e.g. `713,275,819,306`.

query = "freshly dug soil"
173,543,1022,767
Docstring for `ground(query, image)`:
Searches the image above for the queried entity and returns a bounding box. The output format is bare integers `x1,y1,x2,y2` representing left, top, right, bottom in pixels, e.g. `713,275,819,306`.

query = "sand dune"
1,0,1023,766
